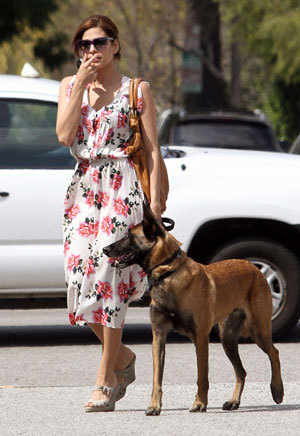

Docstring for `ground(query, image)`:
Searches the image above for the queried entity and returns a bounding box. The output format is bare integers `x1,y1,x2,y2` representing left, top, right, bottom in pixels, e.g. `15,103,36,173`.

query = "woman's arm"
139,82,161,221
56,54,99,147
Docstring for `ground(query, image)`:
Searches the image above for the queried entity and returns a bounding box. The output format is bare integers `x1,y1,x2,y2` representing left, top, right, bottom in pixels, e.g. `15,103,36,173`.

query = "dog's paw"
145,407,161,416
222,401,240,411
189,403,207,413
271,383,284,404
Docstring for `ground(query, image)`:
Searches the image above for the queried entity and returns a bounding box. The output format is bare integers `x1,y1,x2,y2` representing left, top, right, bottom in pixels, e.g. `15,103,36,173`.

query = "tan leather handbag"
126,78,169,213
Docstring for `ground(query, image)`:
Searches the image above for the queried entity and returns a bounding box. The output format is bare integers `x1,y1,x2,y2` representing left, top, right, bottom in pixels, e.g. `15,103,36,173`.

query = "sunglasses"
77,37,114,52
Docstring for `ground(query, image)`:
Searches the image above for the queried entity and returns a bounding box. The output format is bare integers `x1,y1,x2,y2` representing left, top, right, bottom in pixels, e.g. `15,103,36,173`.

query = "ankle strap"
94,385,114,395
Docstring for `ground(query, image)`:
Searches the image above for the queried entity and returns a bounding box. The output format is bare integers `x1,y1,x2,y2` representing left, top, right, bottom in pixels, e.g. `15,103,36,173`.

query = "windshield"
173,120,278,152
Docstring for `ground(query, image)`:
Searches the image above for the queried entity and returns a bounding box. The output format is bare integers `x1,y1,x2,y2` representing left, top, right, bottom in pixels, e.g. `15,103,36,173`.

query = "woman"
56,15,161,412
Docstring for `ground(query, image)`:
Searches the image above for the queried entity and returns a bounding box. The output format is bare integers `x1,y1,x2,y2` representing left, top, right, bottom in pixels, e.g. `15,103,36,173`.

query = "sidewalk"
1,383,300,436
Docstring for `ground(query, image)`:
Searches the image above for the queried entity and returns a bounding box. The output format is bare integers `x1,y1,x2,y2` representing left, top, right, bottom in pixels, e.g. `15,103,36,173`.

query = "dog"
103,204,284,415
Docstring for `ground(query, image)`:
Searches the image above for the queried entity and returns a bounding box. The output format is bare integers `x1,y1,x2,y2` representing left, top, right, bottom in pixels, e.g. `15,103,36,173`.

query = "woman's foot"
85,374,118,409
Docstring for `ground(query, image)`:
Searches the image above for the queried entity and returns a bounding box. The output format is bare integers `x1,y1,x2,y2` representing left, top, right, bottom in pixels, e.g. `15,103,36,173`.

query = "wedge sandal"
115,352,136,401
84,384,120,413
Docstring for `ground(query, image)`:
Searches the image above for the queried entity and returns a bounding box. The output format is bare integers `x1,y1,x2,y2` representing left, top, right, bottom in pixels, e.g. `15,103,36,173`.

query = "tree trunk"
184,0,229,112
231,41,241,108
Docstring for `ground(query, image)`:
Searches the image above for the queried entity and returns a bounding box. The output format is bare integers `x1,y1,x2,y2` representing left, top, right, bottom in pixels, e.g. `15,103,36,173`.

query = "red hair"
72,15,121,60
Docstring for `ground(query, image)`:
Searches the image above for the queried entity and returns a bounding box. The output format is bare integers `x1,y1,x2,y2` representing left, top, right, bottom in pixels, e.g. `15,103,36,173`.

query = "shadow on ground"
0,322,299,347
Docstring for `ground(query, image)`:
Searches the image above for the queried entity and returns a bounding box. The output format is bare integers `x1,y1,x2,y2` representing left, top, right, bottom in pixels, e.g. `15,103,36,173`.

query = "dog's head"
103,203,180,271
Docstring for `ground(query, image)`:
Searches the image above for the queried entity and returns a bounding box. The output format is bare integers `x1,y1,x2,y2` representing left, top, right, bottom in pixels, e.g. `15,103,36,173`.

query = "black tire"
210,240,300,339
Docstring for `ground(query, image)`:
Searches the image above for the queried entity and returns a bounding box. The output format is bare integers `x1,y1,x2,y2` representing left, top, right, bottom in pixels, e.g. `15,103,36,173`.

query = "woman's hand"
76,54,100,88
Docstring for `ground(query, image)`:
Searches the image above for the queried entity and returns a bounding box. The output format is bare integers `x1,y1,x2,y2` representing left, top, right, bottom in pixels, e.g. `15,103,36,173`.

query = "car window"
173,120,277,151
0,99,75,169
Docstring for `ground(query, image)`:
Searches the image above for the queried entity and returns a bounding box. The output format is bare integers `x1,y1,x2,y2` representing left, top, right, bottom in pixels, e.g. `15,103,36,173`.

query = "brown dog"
103,204,284,415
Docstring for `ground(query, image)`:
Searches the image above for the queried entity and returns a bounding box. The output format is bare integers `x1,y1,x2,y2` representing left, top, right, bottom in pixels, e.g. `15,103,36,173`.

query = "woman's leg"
85,324,134,406
88,323,135,372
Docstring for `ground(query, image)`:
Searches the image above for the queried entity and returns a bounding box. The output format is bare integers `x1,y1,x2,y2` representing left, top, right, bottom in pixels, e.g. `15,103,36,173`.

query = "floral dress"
63,75,147,328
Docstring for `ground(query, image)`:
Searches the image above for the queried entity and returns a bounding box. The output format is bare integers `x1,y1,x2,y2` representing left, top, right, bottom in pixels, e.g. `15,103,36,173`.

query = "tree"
217,0,300,140
0,0,58,43
0,0,71,74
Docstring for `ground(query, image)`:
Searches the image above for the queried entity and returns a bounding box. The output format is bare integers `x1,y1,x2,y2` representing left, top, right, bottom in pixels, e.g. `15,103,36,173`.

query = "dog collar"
148,248,181,290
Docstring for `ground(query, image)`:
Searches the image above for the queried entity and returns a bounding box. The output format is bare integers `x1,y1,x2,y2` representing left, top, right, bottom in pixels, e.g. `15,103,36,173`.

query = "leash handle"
161,217,175,231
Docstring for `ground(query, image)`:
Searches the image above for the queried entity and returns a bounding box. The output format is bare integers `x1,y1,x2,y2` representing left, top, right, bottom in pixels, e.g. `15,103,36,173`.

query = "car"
289,133,300,154
1,74,300,338
157,108,284,153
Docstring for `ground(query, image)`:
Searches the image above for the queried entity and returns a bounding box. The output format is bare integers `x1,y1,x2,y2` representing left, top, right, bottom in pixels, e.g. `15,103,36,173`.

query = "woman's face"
80,27,119,69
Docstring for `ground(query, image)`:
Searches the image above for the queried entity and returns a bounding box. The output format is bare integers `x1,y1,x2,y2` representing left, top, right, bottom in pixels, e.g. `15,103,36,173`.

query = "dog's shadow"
118,403,300,414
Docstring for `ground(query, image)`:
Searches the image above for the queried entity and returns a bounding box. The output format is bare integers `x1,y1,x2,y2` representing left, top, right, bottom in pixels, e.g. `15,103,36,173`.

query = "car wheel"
210,240,300,338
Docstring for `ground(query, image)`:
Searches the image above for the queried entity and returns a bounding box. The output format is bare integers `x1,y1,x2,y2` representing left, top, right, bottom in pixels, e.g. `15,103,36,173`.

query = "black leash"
161,217,175,231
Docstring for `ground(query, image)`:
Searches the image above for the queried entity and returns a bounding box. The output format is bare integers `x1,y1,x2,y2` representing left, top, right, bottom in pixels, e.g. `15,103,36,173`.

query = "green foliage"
34,32,73,71
264,80,300,141
217,0,300,84
0,0,59,42
216,0,300,140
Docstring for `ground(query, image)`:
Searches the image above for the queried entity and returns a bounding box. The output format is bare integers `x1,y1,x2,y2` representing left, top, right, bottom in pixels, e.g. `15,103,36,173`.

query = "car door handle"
0,192,10,197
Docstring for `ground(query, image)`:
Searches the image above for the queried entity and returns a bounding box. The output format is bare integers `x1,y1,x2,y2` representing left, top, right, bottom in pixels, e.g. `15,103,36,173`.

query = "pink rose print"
81,104,89,117
85,258,95,276
82,116,94,134
111,173,123,191
69,313,85,325
97,281,113,301
86,190,95,207
94,221,100,236
75,314,85,323
93,116,101,131
118,280,129,302
101,216,114,235
79,160,89,174
105,128,114,142
117,112,127,128
77,222,95,237
92,169,99,183
101,109,113,119
64,240,70,255
128,157,135,168
93,307,109,325
137,97,143,113
69,313,76,325
67,254,80,271
114,197,129,217
66,204,80,219
97,191,110,207
77,125,84,141
96,133,103,148
139,269,147,279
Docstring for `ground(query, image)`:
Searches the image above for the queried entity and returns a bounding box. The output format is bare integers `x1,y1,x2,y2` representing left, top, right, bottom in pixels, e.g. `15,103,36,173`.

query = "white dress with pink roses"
63,75,147,328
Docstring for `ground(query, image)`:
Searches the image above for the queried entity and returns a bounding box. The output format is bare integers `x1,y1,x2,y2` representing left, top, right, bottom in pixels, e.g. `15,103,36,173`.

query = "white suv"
1,74,300,338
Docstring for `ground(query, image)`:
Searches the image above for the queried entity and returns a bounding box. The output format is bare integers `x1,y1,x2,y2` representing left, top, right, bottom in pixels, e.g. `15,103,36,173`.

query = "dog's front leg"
189,334,209,413
146,305,169,416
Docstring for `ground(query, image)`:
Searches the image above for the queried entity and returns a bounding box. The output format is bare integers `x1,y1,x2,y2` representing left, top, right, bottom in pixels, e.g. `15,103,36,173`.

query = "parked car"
289,133,300,154
157,108,284,153
1,74,300,338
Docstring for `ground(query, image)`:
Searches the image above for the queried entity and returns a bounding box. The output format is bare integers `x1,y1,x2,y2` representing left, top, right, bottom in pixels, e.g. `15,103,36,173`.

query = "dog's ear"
142,202,165,240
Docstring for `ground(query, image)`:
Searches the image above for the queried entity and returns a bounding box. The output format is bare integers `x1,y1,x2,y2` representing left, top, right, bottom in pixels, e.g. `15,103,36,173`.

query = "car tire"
210,240,300,339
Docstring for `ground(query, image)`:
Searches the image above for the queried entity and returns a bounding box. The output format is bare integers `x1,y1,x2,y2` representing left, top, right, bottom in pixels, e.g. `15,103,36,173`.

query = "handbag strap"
129,78,143,116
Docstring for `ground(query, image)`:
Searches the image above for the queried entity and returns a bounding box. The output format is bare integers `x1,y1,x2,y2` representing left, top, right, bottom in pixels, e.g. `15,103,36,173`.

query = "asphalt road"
0,307,299,436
